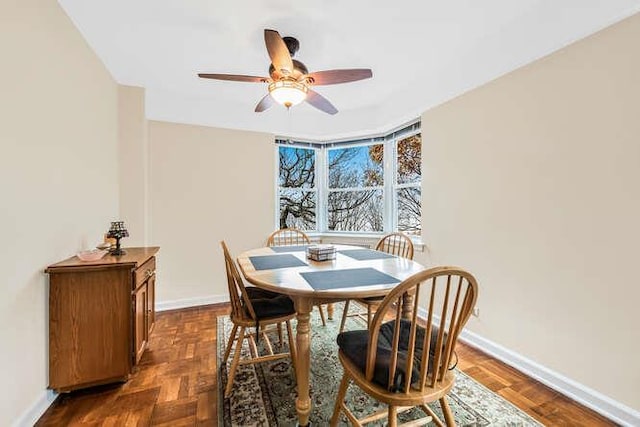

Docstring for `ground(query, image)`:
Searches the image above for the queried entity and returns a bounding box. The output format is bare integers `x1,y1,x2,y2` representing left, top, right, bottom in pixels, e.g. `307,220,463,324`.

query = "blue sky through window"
328,144,383,188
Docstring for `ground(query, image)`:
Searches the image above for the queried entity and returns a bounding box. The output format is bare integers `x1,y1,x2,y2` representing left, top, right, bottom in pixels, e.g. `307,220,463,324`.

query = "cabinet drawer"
134,256,156,290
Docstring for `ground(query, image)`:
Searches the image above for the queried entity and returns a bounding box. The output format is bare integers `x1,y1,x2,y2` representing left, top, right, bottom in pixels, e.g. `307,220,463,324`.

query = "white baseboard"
457,328,640,426
155,294,229,312
418,308,639,426
13,389,58,427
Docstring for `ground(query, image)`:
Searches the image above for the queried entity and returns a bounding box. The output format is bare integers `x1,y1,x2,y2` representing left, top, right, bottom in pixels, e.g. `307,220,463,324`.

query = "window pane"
327,190,383,232
279,146,315,189
279,189,316,230
328,144,383,188
397,187,421,235
397,134,421,184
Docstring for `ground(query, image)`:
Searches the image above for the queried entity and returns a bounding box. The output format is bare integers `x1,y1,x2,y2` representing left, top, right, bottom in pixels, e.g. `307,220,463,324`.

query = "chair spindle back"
375,232,414,260
221,241,256,321
266,228,311,247
366,267,478,393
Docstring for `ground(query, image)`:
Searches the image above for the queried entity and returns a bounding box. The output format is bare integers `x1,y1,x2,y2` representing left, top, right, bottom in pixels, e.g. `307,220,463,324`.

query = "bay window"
276,120,421,235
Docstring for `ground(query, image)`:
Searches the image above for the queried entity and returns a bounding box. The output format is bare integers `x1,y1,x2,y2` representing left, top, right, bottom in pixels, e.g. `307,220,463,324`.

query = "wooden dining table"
237,244,426,426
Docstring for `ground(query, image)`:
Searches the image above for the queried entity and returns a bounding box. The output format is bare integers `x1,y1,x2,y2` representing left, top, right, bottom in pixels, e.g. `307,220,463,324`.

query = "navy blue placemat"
270,245,310,253
338,249,396,261
249,254,308,271
300,267,399,291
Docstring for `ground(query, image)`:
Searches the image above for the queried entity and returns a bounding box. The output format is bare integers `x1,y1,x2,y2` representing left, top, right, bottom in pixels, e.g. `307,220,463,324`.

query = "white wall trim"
13,390,58,427
419,308,640,426
155,294,229,312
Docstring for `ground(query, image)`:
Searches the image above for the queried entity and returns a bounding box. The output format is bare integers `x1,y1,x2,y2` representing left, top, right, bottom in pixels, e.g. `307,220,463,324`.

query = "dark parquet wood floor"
36,303,615,426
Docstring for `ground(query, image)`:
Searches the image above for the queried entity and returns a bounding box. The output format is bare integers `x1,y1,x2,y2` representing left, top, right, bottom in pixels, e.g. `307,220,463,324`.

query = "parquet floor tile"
35,303,615,426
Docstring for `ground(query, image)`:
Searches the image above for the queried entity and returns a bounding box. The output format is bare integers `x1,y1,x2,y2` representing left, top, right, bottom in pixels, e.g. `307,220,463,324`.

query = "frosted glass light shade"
268,80,308,107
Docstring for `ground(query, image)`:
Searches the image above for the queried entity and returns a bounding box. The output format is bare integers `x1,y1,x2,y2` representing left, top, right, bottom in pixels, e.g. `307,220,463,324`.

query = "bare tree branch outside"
327,144,384,232
396,134,422,235
278,147,316,230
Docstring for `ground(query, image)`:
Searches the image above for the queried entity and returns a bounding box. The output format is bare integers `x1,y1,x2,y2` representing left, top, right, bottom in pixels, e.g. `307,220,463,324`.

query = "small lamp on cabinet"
107,221,129,256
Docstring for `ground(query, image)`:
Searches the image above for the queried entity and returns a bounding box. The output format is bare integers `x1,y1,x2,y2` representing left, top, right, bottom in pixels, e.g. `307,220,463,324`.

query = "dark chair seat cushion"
245,287,295,320
337,319,452,392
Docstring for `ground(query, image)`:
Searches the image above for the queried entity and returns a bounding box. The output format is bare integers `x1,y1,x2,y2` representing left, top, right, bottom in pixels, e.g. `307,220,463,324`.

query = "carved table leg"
401,290,415,320
293,297,313,426
327,303,334,320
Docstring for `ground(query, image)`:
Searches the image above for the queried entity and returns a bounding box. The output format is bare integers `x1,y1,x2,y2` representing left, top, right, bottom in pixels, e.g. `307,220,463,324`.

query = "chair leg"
277,323,284,347
439,396,456,426
388,405,398,427
339,300,350,333
224,325,245,398
330,372,350,427
285,320,297,381
222,324,238,363
248,333,259,358
318,304,327,326
367,304,372,328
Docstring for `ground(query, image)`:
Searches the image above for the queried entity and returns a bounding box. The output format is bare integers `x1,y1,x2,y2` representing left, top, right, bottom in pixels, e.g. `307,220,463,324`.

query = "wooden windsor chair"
339,232,415,333
331,266,479,426
266,227,312,247
220,241,297,398
266,228,329,326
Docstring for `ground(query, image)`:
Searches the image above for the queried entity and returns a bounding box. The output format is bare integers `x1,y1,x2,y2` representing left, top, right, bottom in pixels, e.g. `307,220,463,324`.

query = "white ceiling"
59,0,640,140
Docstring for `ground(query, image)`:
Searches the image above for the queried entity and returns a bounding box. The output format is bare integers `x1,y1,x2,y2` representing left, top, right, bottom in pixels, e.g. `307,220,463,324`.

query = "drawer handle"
146,269,154,278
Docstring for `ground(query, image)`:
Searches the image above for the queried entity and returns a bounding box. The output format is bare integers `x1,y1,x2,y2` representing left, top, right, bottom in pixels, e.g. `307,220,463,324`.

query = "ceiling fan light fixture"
198,29,371,114
268,80,308,108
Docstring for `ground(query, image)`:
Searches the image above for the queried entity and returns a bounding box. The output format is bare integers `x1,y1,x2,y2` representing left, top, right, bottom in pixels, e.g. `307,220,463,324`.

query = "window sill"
306,232,426,253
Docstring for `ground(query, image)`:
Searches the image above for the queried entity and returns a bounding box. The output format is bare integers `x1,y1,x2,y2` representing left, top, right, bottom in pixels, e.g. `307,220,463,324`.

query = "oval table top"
237,244,426,299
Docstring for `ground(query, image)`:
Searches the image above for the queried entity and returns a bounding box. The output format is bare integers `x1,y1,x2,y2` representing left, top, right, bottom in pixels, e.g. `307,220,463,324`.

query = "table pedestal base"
293,297,313,426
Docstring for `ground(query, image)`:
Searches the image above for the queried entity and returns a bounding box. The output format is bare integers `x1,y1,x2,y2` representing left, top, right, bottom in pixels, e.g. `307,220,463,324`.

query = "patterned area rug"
217,303,541,426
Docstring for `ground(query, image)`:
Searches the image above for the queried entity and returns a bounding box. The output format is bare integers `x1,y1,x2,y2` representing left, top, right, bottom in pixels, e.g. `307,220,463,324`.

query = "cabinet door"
49,268,132,391
147,274,155,334
133,283,148,364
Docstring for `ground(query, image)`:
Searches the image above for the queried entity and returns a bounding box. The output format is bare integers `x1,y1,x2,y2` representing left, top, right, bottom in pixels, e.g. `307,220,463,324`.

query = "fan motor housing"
283,36,300,56
269,59,308,80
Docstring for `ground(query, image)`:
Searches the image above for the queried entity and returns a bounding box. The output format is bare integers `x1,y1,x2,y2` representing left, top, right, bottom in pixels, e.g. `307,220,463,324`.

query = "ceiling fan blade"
305,69,373,85
305,89,338,115
264,29,294,77
255,94,274,112
198,73,269,83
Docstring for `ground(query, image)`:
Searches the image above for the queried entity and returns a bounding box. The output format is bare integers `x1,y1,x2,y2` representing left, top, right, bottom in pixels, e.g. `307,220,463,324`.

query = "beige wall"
421,13,640,409
0,0,118,425
148,121,275,305
118,85,149,246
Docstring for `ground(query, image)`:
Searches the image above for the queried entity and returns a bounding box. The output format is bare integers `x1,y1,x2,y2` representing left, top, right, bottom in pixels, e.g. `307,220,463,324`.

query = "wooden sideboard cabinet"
45,247,159,392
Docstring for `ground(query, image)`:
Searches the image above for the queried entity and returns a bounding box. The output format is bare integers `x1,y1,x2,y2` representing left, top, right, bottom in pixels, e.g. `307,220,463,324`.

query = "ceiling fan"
198,29,373,115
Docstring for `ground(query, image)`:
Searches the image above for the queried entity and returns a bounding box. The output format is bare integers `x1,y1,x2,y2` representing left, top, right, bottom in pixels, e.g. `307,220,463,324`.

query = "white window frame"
325,141,385,234
391,130,422,235
275,144,320,232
